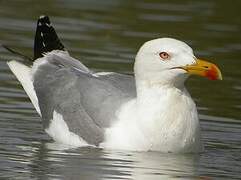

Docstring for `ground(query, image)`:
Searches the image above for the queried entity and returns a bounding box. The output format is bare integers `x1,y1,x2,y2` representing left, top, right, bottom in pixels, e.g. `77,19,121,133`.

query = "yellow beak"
182,59,222,80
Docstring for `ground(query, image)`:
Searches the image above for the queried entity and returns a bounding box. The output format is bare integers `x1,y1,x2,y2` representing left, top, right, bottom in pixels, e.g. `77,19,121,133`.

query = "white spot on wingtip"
39,15,46,19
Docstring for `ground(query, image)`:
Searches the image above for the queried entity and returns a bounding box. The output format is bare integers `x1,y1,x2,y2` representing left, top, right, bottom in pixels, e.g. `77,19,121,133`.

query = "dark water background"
0,0,240,179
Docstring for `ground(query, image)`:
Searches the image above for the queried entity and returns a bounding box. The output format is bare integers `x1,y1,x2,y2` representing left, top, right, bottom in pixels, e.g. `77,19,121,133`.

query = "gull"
7,16,222,153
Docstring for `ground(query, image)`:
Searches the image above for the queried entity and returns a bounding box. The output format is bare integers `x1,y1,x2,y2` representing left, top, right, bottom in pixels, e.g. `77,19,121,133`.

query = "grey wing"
33,51,136,145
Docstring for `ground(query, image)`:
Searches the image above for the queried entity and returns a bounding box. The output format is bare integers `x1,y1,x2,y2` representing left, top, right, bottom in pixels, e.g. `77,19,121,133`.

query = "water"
0,0,240,179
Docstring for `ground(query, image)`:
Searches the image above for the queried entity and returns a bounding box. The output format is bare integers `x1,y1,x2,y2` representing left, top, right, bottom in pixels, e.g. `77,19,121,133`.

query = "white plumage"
8,38,222,153
102,38,202,152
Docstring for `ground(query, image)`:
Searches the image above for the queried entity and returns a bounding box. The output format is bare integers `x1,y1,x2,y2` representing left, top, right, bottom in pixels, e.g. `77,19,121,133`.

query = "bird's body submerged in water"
7,16,222,153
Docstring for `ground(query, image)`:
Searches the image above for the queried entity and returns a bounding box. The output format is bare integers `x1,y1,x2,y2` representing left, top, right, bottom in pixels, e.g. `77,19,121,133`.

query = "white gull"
7,16,222,153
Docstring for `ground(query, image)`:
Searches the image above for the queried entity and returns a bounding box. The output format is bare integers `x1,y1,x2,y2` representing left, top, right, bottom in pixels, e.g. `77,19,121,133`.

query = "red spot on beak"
205,64,222,80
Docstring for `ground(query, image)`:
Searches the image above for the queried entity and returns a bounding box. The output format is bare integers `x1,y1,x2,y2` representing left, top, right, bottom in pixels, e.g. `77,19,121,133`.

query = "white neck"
135,78,184,99
104,77,202,152
134,80,201,152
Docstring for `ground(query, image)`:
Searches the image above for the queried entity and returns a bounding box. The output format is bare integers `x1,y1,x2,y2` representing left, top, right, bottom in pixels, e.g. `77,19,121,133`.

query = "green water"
0,0,240,179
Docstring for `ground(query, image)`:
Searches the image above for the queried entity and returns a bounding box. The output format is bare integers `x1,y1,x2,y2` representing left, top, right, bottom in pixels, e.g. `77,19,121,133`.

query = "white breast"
102,86,203,153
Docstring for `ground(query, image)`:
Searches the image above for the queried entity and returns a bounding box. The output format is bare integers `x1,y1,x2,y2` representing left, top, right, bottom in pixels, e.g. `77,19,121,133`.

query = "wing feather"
33,51,136,145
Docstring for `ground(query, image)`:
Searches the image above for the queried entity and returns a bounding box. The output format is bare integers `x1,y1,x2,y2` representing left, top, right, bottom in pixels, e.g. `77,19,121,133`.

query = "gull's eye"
159,52,170,60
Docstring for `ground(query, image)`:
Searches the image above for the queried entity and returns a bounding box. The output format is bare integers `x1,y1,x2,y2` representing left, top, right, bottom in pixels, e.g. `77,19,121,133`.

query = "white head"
134,38,195,88
134,38,222,89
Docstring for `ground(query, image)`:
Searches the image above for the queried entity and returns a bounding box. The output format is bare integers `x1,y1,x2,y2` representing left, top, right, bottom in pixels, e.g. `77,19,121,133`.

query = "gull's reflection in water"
30,142,200,180
103,149,200,180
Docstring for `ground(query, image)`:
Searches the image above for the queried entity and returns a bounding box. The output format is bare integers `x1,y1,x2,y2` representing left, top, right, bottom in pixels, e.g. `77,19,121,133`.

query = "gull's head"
134,38,222,88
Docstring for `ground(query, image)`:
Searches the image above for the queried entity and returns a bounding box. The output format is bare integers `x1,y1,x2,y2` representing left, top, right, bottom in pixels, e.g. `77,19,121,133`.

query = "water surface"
0,0,241,179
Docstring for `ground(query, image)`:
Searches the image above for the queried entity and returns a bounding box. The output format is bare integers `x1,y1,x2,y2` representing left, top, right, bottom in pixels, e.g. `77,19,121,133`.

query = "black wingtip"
34,15,65,60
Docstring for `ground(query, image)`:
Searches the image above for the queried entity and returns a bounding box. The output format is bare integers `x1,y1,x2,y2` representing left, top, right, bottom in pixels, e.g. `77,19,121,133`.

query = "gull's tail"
7,15,66,116
34,15,65,60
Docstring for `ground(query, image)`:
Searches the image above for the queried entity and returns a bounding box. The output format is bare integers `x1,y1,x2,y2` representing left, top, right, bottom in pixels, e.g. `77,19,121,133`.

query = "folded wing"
33,51,135,145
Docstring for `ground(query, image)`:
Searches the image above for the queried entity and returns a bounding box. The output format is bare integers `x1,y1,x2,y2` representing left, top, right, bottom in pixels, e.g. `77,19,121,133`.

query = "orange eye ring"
159,52,170,60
